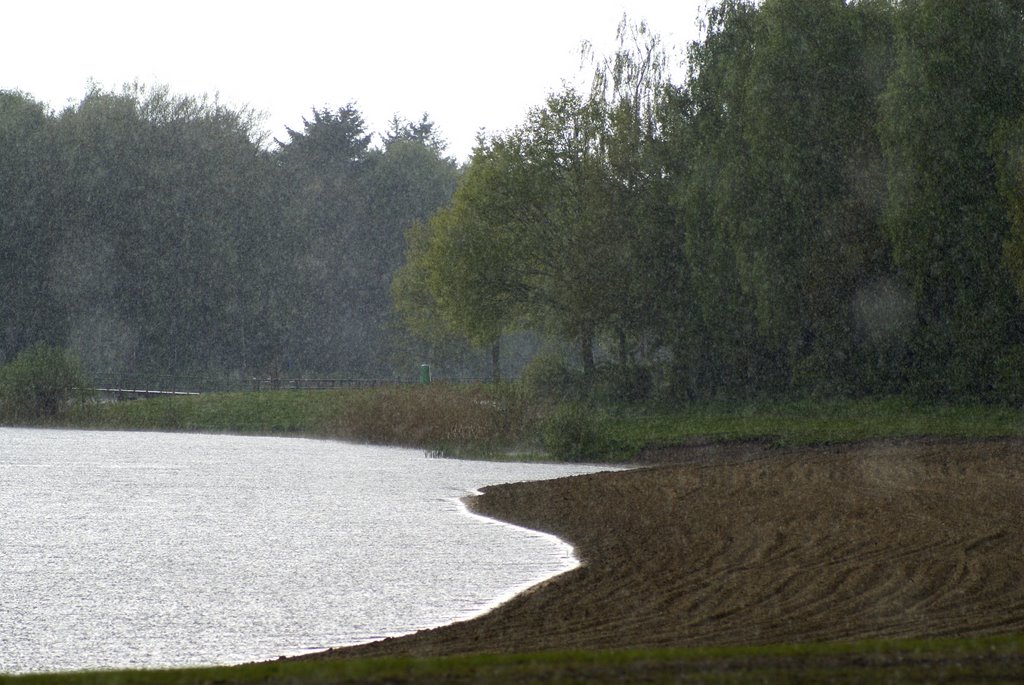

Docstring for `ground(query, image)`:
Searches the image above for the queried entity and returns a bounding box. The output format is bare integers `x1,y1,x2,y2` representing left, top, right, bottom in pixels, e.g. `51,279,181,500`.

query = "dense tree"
0,91,62,362
50,84,282,375
399,0,1024,401
663,0,903,396
404,22,677,383
383,113,448,153
369,120,459,369
739,0,897,391
420,91,618,376
588,18,679,367
999,117,1024,300
509,90,622,374
51,86,155,372
880,0,1024,396
391,217,490,377
276,107,458,376
416,141,532,380
0,84,459,381
666,0,766,397
276,105,376,374
5,2,1024,403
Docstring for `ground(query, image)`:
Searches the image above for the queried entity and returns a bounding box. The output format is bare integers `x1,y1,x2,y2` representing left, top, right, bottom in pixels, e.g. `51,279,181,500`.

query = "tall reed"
326,383,540,456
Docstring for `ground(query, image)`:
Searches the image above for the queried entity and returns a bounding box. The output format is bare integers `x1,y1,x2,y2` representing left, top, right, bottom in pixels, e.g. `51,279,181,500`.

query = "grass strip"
3,634,1023,684
47,389,1024,462
604,395,1024,457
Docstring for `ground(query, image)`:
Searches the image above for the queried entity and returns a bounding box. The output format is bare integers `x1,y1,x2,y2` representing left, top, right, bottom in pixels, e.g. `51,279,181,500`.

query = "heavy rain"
4,1,1024,683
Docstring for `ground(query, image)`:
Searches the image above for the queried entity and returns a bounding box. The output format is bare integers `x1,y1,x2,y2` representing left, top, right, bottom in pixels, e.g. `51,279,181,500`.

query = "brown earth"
308,439,1024,659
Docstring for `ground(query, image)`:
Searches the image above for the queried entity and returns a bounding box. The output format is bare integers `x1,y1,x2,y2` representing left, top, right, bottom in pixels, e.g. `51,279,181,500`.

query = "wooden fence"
88,374,421,398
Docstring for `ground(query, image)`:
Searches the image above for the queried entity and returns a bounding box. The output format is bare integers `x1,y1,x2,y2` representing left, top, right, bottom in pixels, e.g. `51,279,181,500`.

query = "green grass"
47,389,1024,463
61,383,540,456
601,395,1024,459
66,389,346,436
4,634,1023,684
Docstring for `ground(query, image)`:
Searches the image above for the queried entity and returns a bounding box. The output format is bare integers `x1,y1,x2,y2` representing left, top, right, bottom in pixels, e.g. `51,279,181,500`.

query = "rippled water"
0,428,610,674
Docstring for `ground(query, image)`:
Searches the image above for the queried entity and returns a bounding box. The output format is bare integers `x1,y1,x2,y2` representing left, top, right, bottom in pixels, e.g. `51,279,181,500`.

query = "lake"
0,428,611,674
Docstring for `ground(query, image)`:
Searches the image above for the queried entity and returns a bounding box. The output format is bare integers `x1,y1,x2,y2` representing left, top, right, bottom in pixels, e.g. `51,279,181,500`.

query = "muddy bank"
308,439,1024,658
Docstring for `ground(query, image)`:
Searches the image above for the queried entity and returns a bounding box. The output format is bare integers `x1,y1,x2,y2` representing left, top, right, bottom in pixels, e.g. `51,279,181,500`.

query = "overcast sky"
3,1,708,161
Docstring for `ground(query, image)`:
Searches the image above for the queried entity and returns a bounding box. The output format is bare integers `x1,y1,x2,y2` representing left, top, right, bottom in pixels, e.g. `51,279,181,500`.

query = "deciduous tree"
880,0,1024,396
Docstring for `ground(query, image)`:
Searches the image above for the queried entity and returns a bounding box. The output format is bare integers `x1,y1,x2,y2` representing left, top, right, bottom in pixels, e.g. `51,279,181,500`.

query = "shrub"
541,402,612,462
0,344,92,420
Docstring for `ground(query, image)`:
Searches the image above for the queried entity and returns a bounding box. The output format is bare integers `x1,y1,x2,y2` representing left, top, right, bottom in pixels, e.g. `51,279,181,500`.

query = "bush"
0,344,92,420
541,403,612,462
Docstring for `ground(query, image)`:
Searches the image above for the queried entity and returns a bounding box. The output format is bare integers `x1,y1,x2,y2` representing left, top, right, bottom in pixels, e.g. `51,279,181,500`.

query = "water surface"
0,428,610,674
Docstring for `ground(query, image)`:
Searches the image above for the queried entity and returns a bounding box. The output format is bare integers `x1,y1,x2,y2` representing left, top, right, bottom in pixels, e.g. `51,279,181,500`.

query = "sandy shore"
305,439,1024,658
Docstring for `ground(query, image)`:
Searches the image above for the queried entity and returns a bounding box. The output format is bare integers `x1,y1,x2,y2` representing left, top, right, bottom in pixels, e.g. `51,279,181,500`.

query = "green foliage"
399,21,675,378
390,219,493,376
65,384,1024,464
589,364,654,405
991,344,1024,405
1,85,459,380
0,344,91,420
50,83,286,375
598,0,1019,402
388,0,1024,404
541,403,615,462
996,116,1024,350
419,191,518,349
669,0,901,396
278,106,459,375
879,0,1024,397
0,91,64,361
665,1,768,397
519,351,654,407
6,1,1024,406
519,353,583,403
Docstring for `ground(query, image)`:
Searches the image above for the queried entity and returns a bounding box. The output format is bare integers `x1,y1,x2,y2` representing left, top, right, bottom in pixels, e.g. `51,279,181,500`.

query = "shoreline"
303,437,1024,659
448,488,585,625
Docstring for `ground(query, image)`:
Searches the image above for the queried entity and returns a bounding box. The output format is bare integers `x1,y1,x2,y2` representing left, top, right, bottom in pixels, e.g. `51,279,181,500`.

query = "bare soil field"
310,439,1024,659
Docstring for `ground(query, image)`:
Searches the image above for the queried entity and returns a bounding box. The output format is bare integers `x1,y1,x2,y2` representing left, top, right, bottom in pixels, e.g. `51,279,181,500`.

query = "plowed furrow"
312,439,1024,659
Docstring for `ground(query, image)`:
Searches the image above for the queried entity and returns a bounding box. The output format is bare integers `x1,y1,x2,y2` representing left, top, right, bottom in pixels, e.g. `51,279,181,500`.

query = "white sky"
2,1,708,162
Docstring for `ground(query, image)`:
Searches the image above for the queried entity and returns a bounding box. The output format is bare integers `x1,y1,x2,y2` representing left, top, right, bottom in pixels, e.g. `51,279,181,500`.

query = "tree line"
5,0,1024,404
395,0,1024,402
1,84,469,379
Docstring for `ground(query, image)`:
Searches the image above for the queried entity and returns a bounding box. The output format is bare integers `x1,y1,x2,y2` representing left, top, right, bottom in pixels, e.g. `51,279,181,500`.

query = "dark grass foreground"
3,635,1024,685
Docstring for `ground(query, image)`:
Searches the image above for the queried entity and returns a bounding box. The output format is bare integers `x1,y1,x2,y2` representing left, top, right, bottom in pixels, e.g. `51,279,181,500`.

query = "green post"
419,363,431,384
